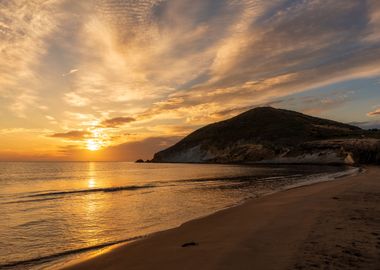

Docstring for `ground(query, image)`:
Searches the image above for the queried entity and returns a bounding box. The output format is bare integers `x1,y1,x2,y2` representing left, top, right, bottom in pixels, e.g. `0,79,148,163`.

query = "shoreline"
0,164,355,270
62,165,380,270
57,165,358,268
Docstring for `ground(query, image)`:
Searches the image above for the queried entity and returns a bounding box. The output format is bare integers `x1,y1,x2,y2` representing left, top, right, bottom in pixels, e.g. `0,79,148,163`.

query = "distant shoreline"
62,166,379,270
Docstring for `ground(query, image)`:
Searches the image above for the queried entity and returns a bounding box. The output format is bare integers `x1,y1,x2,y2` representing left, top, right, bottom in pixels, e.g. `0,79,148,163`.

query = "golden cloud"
49,130,91,140
100,117,136,128
367,108,380,116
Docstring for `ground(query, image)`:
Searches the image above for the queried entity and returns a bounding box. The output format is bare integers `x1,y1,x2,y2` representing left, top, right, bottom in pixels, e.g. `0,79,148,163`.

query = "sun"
84,128,109,151
86,139,101,151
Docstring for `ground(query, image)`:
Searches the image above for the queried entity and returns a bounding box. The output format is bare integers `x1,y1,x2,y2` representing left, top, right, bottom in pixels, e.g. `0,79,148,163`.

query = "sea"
0,162,358,269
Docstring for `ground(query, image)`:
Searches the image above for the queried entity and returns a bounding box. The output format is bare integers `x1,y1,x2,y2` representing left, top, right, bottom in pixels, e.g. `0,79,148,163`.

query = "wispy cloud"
63,0,379,126
64,92,90,107
3,1,380,121
62,69,79,77
2,1,380,160
49,130,91,140
0,0,65,117
100,117,136,128
367,108,380,116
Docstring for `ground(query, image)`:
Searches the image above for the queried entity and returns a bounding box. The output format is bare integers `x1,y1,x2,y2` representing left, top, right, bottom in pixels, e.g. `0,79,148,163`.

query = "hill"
151,107,380,164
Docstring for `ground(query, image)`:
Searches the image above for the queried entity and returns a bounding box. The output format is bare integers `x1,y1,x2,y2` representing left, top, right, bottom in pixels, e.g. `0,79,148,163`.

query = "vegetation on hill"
152,107,380,164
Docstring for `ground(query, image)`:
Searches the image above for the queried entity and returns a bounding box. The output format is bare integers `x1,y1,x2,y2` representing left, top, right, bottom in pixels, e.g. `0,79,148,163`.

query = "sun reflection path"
87,162,98,188
88,178,96,188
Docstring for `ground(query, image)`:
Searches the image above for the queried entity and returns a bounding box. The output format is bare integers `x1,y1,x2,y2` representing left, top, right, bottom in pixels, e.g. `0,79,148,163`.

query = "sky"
1,0,380,161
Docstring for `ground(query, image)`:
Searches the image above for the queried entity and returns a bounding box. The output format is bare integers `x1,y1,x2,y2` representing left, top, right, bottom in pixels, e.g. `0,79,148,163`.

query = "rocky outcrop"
298,139,380,164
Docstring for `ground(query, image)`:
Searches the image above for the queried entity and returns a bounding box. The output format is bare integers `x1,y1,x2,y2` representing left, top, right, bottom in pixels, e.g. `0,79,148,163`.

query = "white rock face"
153,138,380,164
344,153,355,165
157,145,206,163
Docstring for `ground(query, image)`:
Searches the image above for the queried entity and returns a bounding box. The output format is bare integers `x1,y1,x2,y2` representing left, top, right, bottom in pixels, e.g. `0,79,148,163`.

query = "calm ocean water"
0,162,357,269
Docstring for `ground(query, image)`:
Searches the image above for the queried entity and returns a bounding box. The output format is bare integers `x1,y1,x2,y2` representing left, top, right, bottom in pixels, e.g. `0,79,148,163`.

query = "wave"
10,175,278,203
3,197,61,205
24,184,156,198
6,166,353,204
0,235,145,269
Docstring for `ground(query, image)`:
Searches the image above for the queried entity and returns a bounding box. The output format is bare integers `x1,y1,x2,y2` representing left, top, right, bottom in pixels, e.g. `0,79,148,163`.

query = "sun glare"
88,178,96,188
85,128,109,151
86,139,101,151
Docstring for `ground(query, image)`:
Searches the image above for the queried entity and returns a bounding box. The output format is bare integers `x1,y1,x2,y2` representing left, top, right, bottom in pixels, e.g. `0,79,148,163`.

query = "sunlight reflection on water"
0,162,350,269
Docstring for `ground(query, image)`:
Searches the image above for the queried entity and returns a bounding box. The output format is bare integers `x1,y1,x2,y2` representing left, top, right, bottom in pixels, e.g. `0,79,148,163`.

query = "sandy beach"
64,166,380,270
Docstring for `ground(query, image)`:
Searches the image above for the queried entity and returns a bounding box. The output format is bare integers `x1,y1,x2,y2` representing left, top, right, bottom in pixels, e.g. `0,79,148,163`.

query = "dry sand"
64,166,380,270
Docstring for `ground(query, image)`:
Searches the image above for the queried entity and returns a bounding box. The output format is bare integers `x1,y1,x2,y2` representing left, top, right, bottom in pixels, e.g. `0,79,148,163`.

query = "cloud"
64,92,90,107
6,0,376,121
148,124,201,136
281,90,355,116
210,106,255,119
3,1,380,120
367,108,380,116
139,0,380,123
45,115,57,125
0,128,53,135
100,116,136,128
49,130,91,140
0,0,65,117
62,69,79,77
2,1,380,160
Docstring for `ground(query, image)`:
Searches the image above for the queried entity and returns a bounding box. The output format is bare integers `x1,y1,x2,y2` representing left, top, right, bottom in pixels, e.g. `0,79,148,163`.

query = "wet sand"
64,166,380,270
